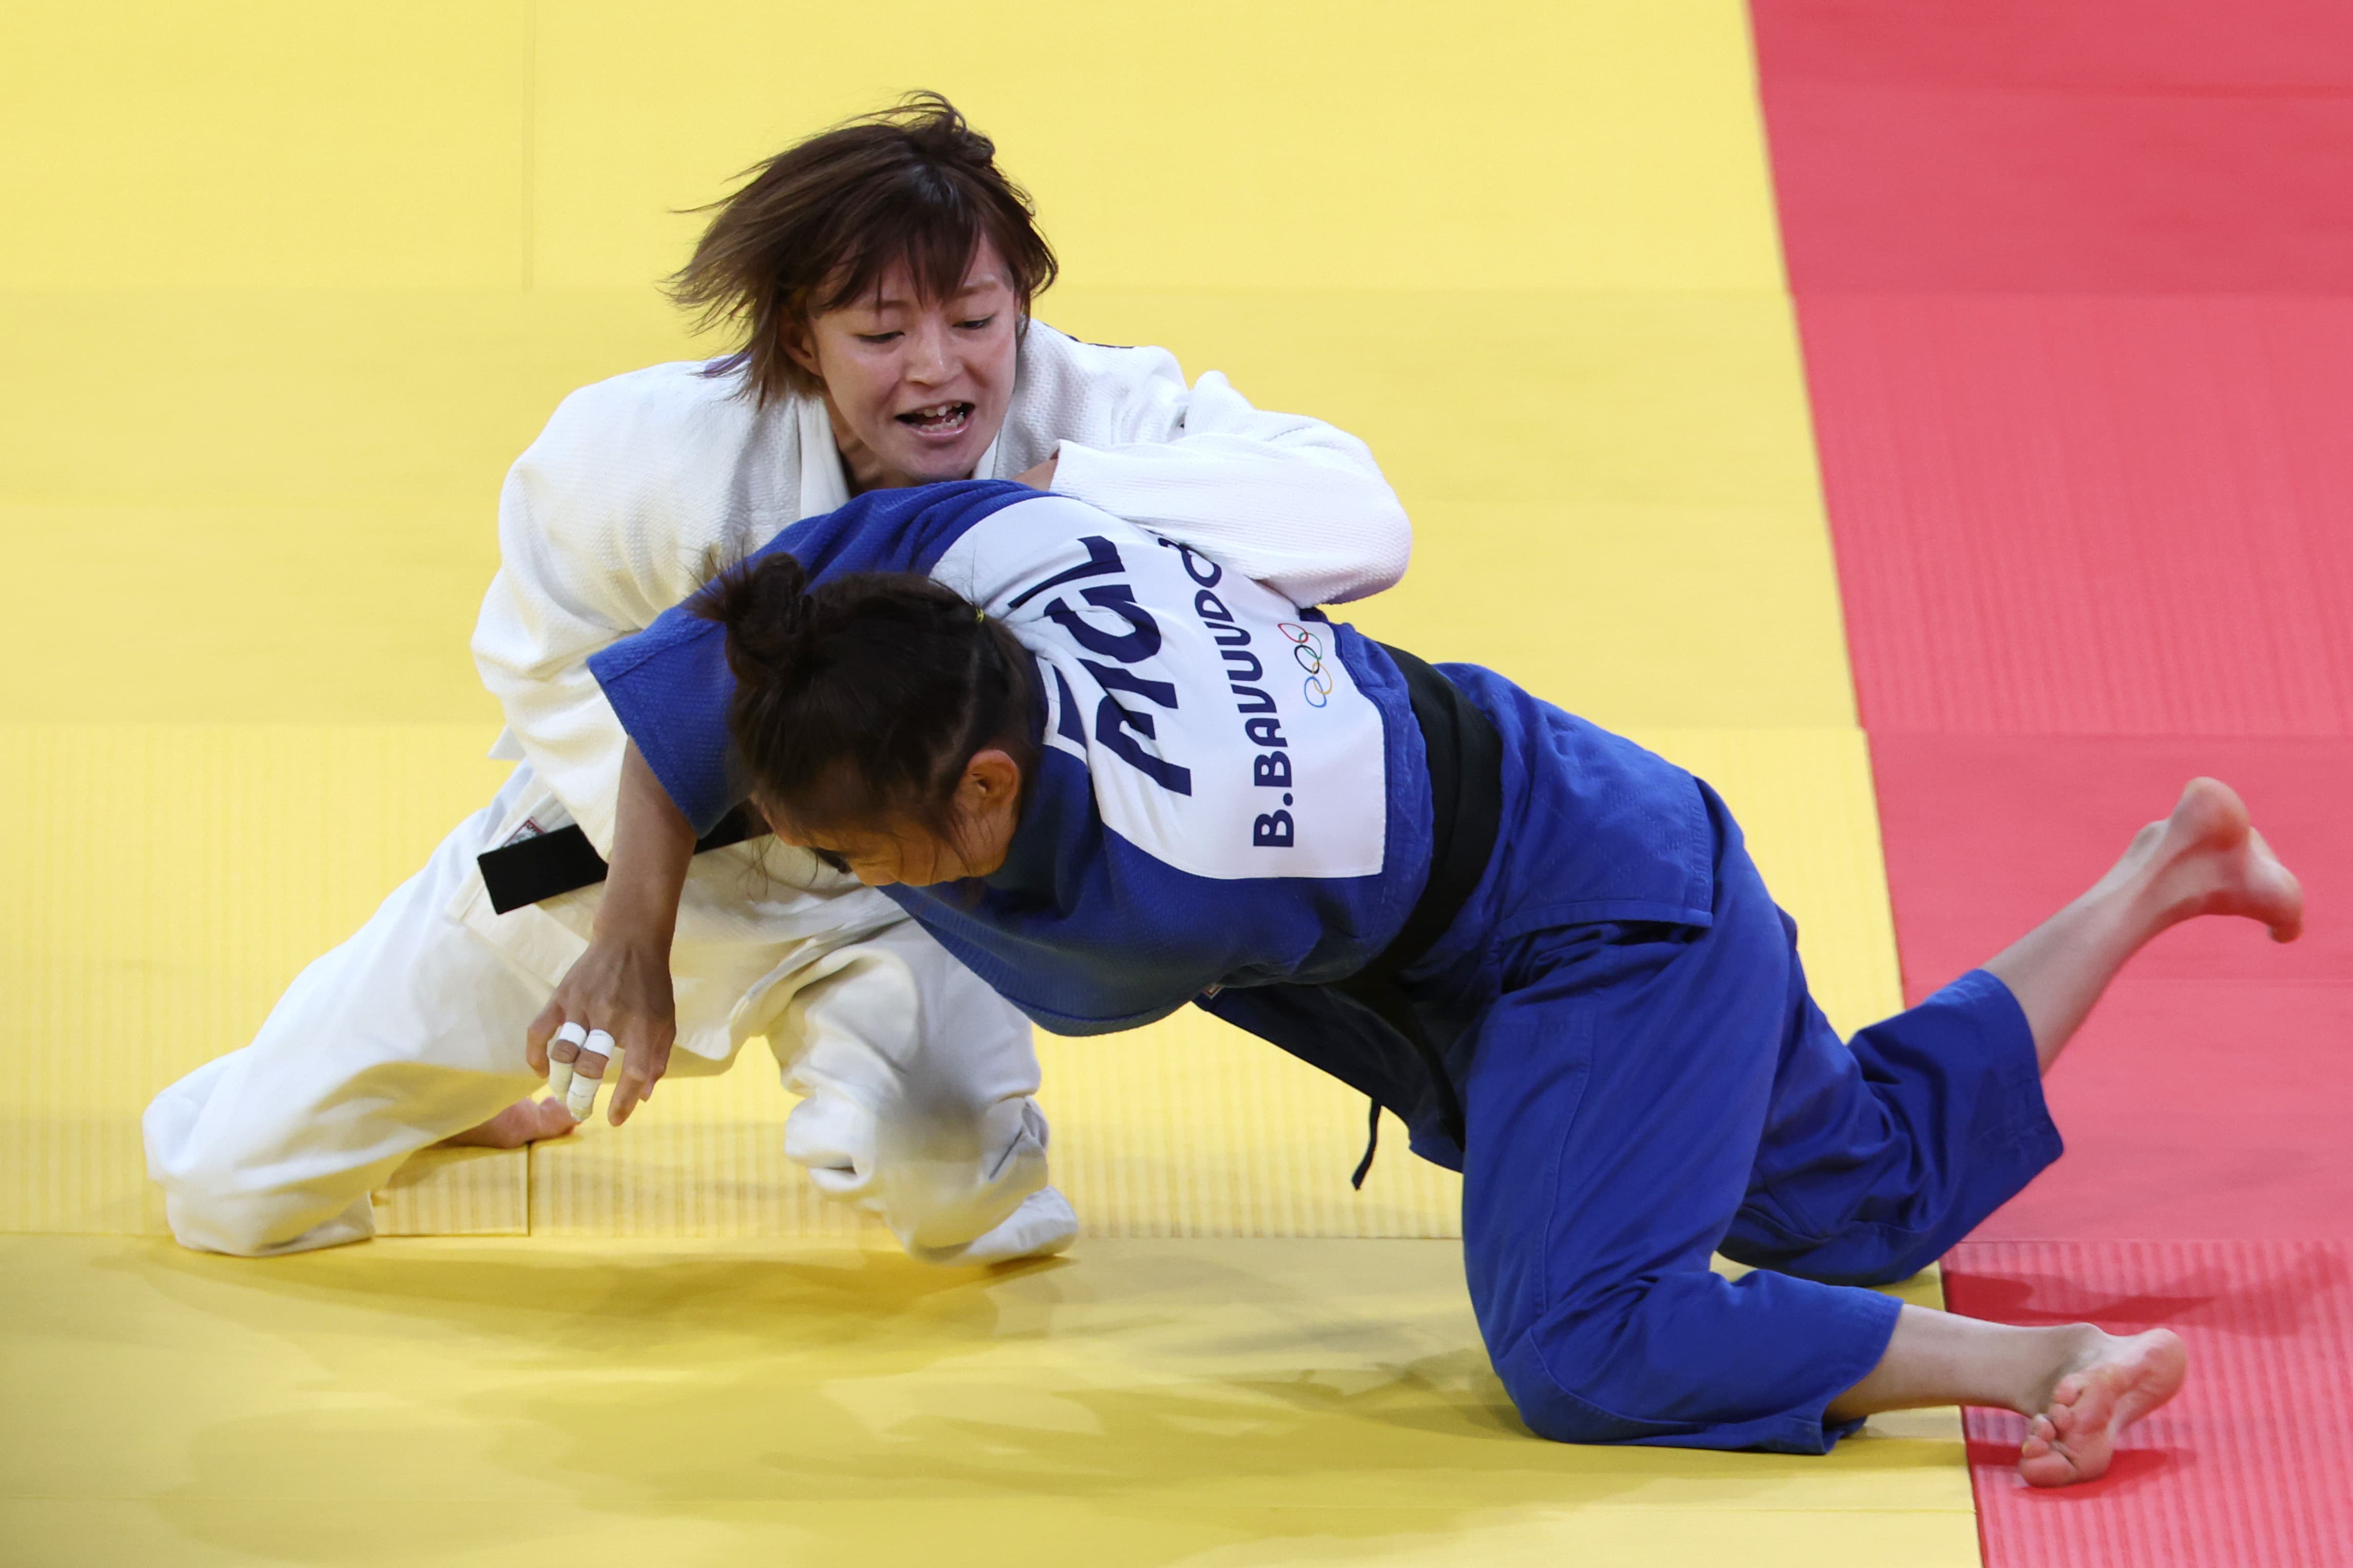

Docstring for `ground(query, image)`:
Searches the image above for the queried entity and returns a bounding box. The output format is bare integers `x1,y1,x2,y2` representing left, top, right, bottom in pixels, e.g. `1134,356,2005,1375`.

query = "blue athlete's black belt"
1330,643,1504,1182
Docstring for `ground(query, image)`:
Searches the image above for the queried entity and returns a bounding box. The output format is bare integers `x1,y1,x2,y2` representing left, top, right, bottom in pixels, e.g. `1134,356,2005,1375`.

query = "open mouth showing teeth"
897,401,974,435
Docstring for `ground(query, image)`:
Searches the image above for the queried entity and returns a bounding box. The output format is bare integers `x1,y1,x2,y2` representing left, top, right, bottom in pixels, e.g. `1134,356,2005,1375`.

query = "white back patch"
932,495,1388,881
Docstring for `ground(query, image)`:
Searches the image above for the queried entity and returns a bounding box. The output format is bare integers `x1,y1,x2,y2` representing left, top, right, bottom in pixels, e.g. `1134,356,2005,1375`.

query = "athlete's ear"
779,317,820,378
959,749,1022,811
951,749,1023,878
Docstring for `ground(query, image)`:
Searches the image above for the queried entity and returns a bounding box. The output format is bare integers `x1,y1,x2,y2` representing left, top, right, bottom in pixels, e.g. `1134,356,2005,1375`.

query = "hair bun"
697,553,813,681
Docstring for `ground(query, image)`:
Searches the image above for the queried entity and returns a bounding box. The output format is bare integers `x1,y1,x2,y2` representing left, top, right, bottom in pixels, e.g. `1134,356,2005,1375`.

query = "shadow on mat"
146,1352,1835,1568
1948,1244,2351,1339
99,1233,1018,1352
85,1239,1963,1566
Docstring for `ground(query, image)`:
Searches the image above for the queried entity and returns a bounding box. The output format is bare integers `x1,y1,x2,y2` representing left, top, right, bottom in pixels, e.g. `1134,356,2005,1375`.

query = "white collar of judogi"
796,398,852,516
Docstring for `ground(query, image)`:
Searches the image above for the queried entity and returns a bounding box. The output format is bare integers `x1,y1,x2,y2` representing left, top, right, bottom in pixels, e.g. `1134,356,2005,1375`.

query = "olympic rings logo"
1279,622,1334,708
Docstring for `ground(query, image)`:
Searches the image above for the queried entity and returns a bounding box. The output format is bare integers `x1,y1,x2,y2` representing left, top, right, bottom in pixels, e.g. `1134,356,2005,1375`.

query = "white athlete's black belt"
1331,643,1504,1186
473,645,1502,1190
475,806,762,915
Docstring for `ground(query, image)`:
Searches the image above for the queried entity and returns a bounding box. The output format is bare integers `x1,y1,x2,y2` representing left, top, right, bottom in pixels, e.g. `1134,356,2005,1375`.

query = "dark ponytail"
694,556,1036,846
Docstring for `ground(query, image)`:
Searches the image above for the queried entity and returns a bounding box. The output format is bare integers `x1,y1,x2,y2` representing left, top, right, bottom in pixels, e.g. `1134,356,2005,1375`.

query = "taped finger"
564,1060,601,1121
547,1020,588,1099
564,1031,619,1122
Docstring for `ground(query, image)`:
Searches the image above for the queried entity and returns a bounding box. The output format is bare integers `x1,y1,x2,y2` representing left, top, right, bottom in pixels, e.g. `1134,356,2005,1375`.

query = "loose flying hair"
694,554,1037,850
668,92,1059,406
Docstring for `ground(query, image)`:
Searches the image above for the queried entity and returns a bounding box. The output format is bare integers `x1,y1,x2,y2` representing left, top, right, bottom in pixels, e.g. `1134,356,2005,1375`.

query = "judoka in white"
140,96,1410,1263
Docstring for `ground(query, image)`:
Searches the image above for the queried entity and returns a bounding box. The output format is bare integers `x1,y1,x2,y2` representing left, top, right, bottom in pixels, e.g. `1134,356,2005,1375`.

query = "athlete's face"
788,240,1019,493
773,748,1025,889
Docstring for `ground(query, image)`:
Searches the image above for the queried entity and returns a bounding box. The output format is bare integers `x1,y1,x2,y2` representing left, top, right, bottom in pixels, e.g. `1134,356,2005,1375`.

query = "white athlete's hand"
528,933,676,1126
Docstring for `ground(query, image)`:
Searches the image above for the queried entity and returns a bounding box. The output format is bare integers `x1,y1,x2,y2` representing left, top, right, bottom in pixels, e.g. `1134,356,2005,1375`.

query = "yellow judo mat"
0,2,1977,1562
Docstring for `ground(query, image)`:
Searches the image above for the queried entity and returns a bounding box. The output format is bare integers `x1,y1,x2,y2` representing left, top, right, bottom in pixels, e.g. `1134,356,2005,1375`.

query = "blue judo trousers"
1461,805,2054,1452
1211,673,2063,1456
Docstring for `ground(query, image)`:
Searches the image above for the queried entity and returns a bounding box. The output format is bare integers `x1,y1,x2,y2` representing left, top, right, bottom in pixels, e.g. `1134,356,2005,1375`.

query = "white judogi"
142,322,1411,1261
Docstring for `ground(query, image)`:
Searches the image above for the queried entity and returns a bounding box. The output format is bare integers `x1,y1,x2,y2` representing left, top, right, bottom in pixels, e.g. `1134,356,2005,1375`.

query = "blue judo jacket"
591,480,1716,1165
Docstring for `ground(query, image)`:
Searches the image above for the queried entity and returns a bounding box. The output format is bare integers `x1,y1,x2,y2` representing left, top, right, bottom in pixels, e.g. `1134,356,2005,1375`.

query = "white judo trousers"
144,761,1071,1262
142,322,1410,1262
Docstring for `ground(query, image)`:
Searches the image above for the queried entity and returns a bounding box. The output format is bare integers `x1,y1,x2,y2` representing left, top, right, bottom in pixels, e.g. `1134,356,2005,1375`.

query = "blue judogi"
593,480,2060,1455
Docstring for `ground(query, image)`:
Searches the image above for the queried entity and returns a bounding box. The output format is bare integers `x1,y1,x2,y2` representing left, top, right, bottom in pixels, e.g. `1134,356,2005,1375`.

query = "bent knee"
879,1098,1052,1249
1492,1333,1708,1446
788,1088,1051,1251
903,1186,1077,1268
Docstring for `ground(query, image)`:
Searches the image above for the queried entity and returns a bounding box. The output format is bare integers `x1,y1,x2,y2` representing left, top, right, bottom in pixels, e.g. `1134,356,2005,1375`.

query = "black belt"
475,807,762,915
1331,643,1504,1185
475,645,1503,1186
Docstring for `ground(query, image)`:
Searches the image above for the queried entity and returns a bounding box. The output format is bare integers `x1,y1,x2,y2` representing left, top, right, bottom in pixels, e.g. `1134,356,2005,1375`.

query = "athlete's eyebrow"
870,275,1006,310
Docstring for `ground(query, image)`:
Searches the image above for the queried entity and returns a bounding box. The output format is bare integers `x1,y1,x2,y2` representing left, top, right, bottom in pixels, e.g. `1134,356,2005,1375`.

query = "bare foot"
2122,778,2303,943
2017,1329,2186,1487
436,1097,578,1150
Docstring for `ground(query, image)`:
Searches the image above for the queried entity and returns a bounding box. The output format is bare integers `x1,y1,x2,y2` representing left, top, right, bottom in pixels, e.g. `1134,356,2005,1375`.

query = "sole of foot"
2018,1328,2187,1488
435,1096,579,1150
2150,778,2303,943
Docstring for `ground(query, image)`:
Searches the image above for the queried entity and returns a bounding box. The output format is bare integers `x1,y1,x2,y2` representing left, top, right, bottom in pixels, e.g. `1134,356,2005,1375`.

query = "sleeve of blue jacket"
588,480,1037,833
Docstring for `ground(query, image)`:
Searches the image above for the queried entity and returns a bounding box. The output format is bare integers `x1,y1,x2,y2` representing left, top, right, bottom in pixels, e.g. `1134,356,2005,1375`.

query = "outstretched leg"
1827,1305,2186,1487
1983,777,2301,1072
143,820,553,1256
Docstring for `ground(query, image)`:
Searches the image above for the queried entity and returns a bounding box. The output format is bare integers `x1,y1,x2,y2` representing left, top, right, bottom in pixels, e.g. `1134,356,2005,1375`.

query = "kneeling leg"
763,921,1076,1266
1460,921,1904,1455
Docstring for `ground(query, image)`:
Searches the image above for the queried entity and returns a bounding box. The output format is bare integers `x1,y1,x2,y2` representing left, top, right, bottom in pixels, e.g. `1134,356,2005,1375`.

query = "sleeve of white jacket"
470,370,742,854
1048,367,1411,606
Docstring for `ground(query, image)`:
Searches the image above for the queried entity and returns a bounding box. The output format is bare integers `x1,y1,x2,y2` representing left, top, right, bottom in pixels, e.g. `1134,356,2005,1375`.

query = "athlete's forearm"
1053,440,1409,606
595,742,696,946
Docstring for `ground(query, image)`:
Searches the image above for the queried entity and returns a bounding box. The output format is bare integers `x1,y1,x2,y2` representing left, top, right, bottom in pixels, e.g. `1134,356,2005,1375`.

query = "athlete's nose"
903,318,952,385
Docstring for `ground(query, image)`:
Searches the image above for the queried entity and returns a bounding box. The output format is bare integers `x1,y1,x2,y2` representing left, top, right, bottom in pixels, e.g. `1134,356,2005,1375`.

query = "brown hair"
694,554,1037,850
668,92,1058,406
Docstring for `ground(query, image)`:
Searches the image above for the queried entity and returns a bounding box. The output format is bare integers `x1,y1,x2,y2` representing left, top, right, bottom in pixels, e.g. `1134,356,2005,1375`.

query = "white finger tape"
547,1058,574,1101
554,1021,589,1050
584,1029,615,1059
565,1068,600,1122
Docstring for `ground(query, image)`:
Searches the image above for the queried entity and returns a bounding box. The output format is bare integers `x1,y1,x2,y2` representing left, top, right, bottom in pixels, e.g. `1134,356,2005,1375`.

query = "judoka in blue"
589,478,2066,1456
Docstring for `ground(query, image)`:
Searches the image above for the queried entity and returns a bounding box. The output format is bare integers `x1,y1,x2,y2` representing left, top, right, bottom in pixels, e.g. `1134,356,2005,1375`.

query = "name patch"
930,496,1389,881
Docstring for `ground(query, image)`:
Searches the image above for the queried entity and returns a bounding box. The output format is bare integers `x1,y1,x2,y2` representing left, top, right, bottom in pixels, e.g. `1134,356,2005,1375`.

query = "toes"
2020,1450,2079,1489
2018,1416,2078,1488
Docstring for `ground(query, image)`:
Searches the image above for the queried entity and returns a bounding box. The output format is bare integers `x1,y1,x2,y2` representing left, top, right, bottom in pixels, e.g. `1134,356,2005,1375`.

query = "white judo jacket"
462,321,1412,1070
